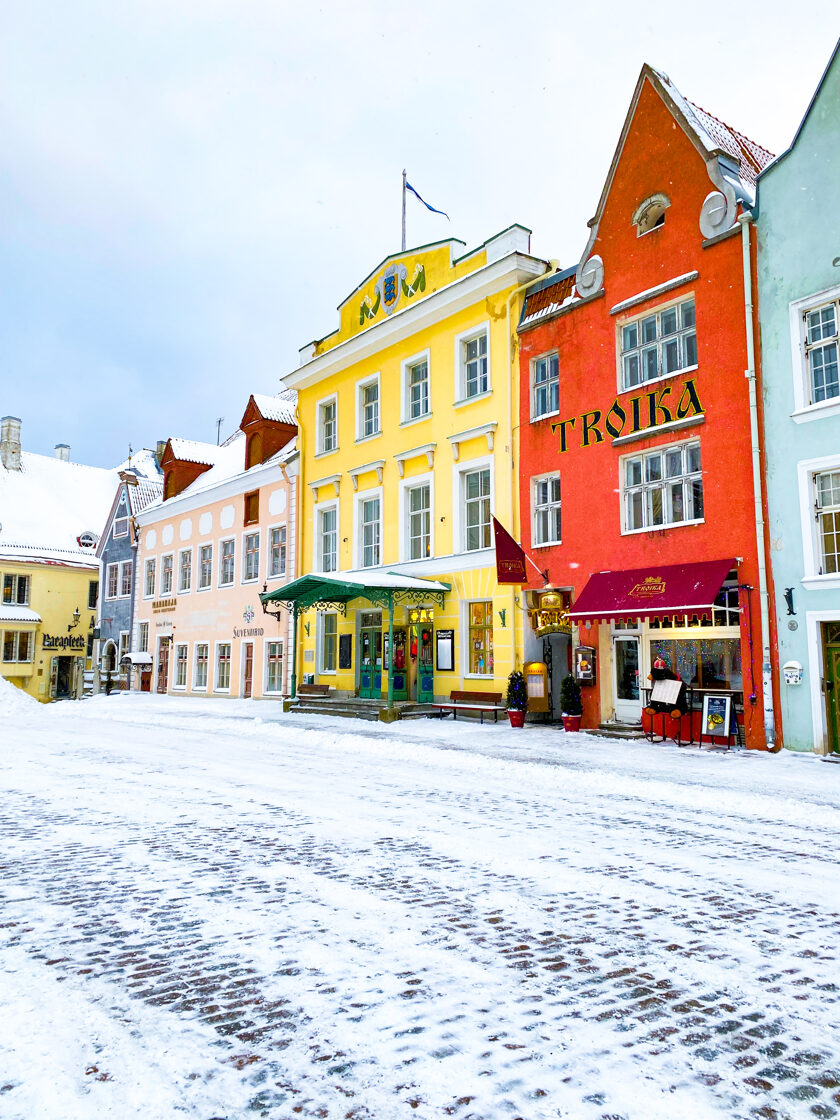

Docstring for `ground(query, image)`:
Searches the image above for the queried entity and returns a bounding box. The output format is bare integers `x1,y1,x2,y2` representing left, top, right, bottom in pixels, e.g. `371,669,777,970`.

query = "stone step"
585,721,647,741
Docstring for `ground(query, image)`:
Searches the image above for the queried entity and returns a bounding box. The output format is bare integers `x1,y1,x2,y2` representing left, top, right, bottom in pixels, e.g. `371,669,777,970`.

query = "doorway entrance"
822,622,840,754
55,656,73,699
359,611,382,699
613,634,642,722
242,642,254,698
157,638,170,694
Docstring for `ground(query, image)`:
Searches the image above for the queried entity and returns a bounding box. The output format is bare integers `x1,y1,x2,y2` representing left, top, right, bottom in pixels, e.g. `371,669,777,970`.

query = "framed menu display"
436,629,454,672
701,694,732,739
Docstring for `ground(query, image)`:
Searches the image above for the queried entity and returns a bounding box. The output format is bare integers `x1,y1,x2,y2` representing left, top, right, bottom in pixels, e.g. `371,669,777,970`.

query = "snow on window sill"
621,518,705,537
618,364,699,396
454,389,493,409
531,409,560,424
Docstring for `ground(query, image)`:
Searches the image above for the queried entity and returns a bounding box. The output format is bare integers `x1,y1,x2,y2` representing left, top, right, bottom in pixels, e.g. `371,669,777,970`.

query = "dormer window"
633,193,670,236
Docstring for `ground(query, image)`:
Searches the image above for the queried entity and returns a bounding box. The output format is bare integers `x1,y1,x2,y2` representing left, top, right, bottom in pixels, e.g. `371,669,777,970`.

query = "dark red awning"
568,558,736,623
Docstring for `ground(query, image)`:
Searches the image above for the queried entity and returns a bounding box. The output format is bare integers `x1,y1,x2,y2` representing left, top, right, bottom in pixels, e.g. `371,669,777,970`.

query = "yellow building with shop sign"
265,227,549,711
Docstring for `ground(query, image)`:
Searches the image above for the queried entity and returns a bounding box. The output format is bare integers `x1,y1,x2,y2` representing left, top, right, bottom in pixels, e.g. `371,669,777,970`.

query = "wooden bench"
296,683,331,698
430,690,506,724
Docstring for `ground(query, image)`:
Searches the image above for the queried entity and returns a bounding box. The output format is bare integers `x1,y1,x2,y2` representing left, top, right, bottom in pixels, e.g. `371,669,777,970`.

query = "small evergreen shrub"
505,670,528,711
560,674,583,716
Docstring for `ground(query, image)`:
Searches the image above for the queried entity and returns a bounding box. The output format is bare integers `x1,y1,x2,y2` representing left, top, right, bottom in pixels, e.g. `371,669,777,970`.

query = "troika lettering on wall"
551,378,704,452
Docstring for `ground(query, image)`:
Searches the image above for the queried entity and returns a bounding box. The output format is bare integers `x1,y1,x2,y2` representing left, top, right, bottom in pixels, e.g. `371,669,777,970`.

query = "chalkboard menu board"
338,633,352,670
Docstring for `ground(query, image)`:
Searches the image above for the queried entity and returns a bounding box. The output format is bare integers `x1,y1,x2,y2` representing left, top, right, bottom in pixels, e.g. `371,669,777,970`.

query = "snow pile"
0,674,40,718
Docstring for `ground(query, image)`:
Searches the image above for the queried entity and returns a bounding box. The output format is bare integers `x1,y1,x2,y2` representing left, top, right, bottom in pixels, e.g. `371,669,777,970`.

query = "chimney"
54,443,71,462
0,416,22,471
155,440,167,467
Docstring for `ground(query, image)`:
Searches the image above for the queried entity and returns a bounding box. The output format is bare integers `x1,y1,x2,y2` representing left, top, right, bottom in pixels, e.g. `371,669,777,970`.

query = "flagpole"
405,168,412,252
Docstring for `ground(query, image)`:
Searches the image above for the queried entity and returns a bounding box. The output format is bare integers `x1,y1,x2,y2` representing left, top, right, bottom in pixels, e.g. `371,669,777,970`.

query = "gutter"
738,210,776,750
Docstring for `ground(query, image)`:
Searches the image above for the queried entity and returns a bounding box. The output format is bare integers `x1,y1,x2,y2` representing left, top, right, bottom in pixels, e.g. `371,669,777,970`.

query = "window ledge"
454,389,493,408
241,578,260,585
612,413,705,446
532,540,561,549
464,672,495,681
314,447,339,460
801,575,840,591
618,364,699,396
531,409,560,424
354,432,382,446
177,589,191,596
193,686,208,693
196,586,211,593
266,572,288,582
621,518,705,537
791,399,840,424
400,413,432,428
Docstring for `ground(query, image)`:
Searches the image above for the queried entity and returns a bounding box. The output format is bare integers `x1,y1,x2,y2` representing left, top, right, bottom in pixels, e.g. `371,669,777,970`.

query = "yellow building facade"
274,227,548,708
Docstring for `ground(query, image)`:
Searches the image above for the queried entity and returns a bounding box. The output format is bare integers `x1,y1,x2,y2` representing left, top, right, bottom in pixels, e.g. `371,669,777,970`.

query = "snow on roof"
520,272,577,329
167,437,223,467
129,476,164,515
0,604,41,623
251,392,297,424
0,451,121,564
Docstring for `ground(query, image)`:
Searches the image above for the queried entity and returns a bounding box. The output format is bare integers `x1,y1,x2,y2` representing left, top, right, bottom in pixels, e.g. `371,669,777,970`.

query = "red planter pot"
562,714,582,732
507,709,526,728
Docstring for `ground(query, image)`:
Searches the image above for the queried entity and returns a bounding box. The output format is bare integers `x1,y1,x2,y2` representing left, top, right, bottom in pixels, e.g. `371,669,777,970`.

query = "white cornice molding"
448,422,498,462
283,253,547,390
348,459,386,490
394,443,436,477
609,272,699,316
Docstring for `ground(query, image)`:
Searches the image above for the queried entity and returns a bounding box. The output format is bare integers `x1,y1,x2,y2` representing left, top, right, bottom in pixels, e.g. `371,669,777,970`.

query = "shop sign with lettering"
529,591,572,636
153,599,177,613
551,378,704,452
42,633,85,651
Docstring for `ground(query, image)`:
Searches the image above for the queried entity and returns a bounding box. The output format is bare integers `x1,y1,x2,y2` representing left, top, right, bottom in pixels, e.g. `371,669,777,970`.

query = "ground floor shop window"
320,613,337,672
649,637,742,693
215,643,231,691
468,601,494,675
194,643,208,689
265,641,284,693
2,631,32,662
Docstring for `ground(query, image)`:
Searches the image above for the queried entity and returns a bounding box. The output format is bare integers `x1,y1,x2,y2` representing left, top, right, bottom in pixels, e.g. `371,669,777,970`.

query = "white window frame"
616,294,697,393
242,530,260,584
317,612,338,675
119,559,133,599
267,524,288,580
620,439,704,535
137,621,149,653
264,638,285,694
461,598,495,679
532,473,562,546
197,543,212,591
454,322,491,404
113,516,129,539
144,557,156,599
401,348,431,425
159,553,174,596
105,562,119,601
398,472,434,562
218,537,235,587
173,642,189,690
355,372,381,442
531,351,560,421
354,486,383,569
316,392,338,456
214,641,232,693
799,451,840,589
452,454,494,555
2,573,31,607
178,547,192,594
118,630,130,665
2,630,33,663
193,642,209,691
314,499,339,573
790,282,840,422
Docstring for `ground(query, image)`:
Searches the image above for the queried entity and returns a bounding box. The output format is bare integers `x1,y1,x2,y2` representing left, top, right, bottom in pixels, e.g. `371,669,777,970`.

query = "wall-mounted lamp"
67,607,81,632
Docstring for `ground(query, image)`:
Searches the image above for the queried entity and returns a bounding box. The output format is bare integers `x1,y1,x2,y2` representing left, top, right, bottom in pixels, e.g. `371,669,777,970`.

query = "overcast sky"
1,1,837,467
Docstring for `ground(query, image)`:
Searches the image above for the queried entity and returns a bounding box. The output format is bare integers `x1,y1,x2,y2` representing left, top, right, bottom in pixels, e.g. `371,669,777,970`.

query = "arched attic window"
633,193,670,236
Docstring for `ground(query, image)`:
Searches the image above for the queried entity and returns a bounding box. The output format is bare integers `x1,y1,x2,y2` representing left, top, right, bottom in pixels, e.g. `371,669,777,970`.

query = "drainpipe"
738,210,775,750
292,395,304,701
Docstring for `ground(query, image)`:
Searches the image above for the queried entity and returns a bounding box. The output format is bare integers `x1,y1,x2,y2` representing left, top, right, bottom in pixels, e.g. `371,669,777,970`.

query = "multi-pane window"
407,483,431,560
620,299,697,389
178,549,192,593
174,643,188,688
198,544,212,590
533,475,562,545
319,507,337,572
265,641,284,692
464,468,491,551
816,470,840,574
322,613,337,672
2,574,30,606
215,643,231,690
88,580,98,610
318,398,337,454
269,526,287,578
359,380,380,439
804,300,839,404
219,540,235,586
138,621,149,653
533,353,559,418
624,441,703,531
113,516,129,538
468,601,493,675
361,497,381,568
406,358,429,420
144,558,156,598
194,643,209,689
2,631,33,662
120,560,133,598
243,533,260,582
107,563,119,599
119,632,130,663
462,331,489,398
160,554,174,595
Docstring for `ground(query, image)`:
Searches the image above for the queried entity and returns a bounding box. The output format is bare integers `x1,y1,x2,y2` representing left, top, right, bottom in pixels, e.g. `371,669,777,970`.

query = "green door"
823,625,840,754
416,624,434,704
391,628,408,701
359,626,382,699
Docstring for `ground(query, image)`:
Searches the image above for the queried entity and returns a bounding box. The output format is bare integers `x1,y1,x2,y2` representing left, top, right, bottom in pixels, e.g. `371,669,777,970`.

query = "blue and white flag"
405,180,450,220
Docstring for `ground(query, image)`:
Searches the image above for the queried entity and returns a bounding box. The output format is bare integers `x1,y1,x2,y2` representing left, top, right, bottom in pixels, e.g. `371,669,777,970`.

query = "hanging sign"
552,377,704,452
492,517,528,584
529,590,571,636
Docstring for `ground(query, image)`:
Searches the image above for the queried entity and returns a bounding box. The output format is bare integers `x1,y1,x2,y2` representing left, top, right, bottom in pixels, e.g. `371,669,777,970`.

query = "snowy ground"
1,688,839,1120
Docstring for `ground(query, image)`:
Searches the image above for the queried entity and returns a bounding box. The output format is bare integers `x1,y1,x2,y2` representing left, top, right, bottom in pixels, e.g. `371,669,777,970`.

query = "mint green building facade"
757,40,840,753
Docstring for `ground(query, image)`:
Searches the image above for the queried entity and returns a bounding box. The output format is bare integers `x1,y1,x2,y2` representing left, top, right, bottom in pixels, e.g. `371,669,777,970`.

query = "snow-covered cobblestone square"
2,688,839,1120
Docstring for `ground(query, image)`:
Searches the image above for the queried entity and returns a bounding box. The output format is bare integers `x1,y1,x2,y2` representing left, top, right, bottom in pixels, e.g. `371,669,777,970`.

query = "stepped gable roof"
166,437,223,467
0,451,120,565
250,392,297,425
